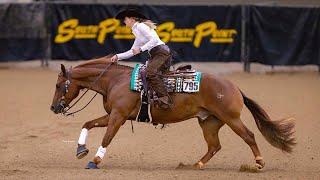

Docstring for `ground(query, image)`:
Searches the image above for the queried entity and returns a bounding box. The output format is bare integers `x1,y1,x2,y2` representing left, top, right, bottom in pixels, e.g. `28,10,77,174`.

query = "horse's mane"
74,54,133,71
75,55,112,68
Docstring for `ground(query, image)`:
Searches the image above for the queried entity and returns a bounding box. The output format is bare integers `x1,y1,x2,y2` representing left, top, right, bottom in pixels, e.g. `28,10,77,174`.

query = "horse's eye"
56,84,60,89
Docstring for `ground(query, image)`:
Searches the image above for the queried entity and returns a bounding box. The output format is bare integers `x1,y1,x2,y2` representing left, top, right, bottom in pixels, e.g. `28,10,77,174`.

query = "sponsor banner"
248,6,320,65
51,4,241,62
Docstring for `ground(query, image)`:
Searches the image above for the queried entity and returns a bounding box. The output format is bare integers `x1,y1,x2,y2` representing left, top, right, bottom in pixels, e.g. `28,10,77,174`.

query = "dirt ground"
0,63,319,180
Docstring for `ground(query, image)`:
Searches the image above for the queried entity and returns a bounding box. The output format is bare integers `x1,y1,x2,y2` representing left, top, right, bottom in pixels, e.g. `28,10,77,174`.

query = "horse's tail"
240,90,296,153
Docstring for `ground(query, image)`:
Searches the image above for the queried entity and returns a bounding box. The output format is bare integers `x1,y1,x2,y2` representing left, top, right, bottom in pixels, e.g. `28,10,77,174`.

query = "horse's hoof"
85,161,99,169
76,145,89,159
194,161,205,170
239,164,260,173
255,160,265,169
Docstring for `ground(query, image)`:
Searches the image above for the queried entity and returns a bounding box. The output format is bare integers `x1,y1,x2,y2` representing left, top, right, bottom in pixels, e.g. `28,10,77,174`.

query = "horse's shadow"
99,163,275,173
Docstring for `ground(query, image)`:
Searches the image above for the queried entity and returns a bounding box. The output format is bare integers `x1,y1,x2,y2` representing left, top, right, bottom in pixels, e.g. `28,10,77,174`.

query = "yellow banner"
55,18,237,48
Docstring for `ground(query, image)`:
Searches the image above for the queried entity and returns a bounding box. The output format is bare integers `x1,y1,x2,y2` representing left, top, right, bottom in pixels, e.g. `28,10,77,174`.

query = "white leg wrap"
95,146,107,159
78,128,88,145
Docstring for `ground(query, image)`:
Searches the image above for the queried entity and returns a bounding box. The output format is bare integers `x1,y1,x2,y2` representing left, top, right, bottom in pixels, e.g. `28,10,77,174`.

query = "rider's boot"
158,96,173,109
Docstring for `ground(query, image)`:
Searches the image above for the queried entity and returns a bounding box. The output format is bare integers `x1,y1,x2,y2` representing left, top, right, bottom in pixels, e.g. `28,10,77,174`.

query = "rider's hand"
110,55,118,62
132,48,141,55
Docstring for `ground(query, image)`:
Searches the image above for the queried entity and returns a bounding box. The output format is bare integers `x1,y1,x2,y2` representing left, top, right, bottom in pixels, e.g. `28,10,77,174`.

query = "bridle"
55,69,71,113
62,68,71,101
60,63,113,116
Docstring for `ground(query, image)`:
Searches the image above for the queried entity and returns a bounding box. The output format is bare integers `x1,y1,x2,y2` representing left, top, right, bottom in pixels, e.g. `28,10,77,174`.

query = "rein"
62,63,113,116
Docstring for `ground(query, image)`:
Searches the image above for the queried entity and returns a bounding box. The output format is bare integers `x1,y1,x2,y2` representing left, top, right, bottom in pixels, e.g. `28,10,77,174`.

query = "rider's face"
123,17,135,28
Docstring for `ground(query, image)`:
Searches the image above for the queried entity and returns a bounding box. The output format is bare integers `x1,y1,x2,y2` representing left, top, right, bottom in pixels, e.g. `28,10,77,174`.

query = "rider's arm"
116,50,133,60
116,38,139,60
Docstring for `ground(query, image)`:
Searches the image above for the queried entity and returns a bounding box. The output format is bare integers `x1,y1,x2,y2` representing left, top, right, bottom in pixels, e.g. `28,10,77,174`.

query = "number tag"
183,80,199,92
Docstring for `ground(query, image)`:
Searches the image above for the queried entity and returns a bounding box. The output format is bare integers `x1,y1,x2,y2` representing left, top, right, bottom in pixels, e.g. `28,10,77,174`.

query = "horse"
50,56,296,170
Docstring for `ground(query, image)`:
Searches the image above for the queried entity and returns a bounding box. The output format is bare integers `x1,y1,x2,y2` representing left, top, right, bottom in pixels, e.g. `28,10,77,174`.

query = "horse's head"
50,64,81,114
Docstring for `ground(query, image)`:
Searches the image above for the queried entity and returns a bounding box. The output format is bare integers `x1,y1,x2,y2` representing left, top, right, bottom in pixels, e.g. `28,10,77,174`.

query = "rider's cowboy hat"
115,7,147,20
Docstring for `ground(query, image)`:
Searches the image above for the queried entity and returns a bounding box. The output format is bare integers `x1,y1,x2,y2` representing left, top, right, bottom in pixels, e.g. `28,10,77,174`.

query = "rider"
111,8,172,108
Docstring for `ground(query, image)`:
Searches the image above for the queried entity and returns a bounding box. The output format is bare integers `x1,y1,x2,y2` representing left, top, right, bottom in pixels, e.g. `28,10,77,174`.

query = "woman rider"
110,8,172,108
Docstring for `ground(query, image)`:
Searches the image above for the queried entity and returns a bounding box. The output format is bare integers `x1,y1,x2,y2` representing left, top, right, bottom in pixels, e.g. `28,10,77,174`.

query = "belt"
149,44,168,55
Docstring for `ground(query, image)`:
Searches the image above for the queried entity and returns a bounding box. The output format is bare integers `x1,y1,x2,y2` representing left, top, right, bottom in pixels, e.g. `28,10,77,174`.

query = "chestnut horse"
50,57,296,170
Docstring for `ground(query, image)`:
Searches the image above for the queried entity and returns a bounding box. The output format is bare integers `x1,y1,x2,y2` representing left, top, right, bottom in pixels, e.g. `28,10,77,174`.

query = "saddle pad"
131,64,145,91
131,64,202,93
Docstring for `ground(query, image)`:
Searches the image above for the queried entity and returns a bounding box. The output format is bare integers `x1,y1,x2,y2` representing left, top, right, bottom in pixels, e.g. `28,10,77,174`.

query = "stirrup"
160,103,172,109
158,99,173,109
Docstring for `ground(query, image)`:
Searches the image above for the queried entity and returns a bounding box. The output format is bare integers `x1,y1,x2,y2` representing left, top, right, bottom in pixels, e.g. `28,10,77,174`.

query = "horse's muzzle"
50,101,65,114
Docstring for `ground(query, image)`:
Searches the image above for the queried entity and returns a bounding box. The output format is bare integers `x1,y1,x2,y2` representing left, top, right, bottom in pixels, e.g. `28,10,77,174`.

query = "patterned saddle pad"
131,64,202,93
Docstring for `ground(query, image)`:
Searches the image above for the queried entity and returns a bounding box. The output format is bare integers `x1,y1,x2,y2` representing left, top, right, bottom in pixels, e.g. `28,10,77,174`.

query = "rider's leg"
146,50,171,107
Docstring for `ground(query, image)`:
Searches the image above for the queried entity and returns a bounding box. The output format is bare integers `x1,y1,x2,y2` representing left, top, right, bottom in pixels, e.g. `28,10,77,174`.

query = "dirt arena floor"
0,62,319,179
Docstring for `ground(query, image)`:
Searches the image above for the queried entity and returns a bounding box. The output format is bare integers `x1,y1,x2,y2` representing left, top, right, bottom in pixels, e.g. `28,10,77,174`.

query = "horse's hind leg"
76,114,109,159
224,117,265,169
195,116,224,169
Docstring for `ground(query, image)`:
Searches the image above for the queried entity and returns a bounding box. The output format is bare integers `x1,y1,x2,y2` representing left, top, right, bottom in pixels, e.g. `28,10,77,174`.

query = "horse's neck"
71,66,131,95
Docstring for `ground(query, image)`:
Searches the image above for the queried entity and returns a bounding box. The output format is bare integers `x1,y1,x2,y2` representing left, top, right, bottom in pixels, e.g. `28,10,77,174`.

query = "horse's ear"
61,64,66,77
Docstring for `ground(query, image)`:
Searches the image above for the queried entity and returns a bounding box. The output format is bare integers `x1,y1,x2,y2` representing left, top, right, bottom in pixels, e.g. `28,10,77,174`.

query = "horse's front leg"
76,115,109,159
86,110,127,169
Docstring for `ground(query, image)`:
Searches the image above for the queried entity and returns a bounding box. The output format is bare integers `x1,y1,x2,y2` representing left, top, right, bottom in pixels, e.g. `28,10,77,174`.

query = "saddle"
131,64,202,94
131,63,202,123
